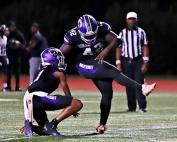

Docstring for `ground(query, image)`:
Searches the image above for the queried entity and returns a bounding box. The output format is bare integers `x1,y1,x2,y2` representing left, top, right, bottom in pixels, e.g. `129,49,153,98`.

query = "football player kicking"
60,14,156,133
21,47,83,137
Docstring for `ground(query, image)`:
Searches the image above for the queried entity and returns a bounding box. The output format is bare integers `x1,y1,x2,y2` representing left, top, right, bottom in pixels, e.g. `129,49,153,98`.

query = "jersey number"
0,46,6,56
70,30,77,36
83,42,103,55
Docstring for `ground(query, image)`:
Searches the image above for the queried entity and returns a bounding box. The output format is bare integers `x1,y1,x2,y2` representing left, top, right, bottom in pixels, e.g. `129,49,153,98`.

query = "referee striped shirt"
118,27,148,59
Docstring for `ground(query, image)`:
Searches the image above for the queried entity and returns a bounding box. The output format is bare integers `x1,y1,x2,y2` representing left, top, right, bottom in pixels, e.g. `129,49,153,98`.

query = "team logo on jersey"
46,96,57,100
79,63,94,70
78,44,90,48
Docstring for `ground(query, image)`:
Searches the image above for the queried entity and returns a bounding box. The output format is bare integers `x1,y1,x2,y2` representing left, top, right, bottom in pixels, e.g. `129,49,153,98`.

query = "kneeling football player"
21,47,83,137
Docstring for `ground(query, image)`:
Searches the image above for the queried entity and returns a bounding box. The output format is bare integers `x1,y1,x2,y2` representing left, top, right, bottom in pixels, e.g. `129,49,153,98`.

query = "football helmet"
41,47,67,70
77,14,98,44
0,25,6,35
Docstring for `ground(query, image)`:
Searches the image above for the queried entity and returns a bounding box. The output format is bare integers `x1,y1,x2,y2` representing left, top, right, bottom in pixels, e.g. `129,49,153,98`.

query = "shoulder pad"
98,21,111,32
64,27,78,44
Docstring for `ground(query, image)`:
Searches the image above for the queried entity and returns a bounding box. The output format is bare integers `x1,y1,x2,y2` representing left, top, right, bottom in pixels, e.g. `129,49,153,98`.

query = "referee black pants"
122,57,146,110
76,59,142,125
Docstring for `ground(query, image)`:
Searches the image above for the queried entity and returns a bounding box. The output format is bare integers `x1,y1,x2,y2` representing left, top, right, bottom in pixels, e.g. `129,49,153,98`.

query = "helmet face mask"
41,48,67,71
77,14,98,45
79,32,97,45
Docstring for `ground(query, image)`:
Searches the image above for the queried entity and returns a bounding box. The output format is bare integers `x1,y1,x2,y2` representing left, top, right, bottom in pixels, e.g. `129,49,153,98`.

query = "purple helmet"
77,14,98,44
41,47,67,70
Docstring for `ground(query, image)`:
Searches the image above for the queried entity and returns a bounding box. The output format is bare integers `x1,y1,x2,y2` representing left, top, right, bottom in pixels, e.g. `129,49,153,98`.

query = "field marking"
1,137,27,141
2,137,177,142
0,123,177,142
1,122,177,129
1,126,177,142
165,141,177,142
0,99,19,102
0,136,46,142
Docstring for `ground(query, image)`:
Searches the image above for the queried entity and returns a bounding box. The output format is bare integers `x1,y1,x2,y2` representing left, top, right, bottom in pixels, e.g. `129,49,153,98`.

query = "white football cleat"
142,83,156,96
95,124,107,134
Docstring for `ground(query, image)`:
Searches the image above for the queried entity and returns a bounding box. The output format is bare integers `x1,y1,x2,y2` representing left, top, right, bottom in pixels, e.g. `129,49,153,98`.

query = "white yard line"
1,136,49,141
0,99,19,102
1,137,27,141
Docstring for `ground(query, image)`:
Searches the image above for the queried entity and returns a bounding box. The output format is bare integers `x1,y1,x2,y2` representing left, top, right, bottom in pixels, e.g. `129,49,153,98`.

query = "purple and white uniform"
0,35,8,72
64,21,111,61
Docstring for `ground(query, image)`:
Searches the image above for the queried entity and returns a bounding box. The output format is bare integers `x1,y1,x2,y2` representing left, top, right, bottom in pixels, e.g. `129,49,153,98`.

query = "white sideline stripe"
1,136,47,141
1,137,27,141
118,126,177,131
0,99,19,102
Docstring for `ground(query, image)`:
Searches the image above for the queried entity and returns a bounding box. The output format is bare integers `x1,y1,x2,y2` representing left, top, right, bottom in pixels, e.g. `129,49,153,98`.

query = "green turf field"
0,91,176,142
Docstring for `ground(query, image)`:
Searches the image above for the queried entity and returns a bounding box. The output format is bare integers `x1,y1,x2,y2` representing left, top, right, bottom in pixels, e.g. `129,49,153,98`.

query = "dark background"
0,0,177,75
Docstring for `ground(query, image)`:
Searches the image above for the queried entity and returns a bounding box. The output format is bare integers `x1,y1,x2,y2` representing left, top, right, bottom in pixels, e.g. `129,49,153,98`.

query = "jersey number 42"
83,40,103,55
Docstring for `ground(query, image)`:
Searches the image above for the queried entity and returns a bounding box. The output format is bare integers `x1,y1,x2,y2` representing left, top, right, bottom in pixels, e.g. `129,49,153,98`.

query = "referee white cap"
126,12,137,19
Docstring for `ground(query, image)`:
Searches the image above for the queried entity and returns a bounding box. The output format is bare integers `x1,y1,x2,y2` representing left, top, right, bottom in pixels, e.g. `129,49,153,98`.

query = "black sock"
100,103,111,125
32,125,49,136
50,118,59,127
115,72,142,90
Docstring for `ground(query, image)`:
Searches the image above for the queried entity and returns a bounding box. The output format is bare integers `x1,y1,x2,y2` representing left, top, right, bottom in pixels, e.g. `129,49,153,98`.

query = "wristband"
143,57,149,63
116,60,121,65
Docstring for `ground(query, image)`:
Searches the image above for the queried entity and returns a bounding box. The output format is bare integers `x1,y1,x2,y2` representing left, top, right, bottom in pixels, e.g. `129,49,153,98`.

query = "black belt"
122,56,142,64
122,56,142,61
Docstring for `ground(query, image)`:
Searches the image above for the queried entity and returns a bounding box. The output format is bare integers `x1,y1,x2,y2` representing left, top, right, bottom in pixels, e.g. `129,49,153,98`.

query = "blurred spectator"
26,22,48,84
6,21,26,91
0,25,8,91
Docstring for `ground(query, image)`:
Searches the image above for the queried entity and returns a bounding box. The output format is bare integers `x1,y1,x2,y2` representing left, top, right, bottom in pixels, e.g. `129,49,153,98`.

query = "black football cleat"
43,123,63,137
2,87,12,92
139,109,147,113
24,120,33,137
15,87,22,91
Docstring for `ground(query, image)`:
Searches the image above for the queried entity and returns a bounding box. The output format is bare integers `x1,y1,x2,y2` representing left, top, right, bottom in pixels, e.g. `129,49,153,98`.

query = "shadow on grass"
0,133,106,142
63,133,132,140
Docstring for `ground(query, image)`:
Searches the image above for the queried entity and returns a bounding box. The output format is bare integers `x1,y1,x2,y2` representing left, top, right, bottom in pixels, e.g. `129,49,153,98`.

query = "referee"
116,12,149,112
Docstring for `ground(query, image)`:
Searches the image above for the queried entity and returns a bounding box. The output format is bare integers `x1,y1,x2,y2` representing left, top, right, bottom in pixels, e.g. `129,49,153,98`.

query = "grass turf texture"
0,91,176,142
